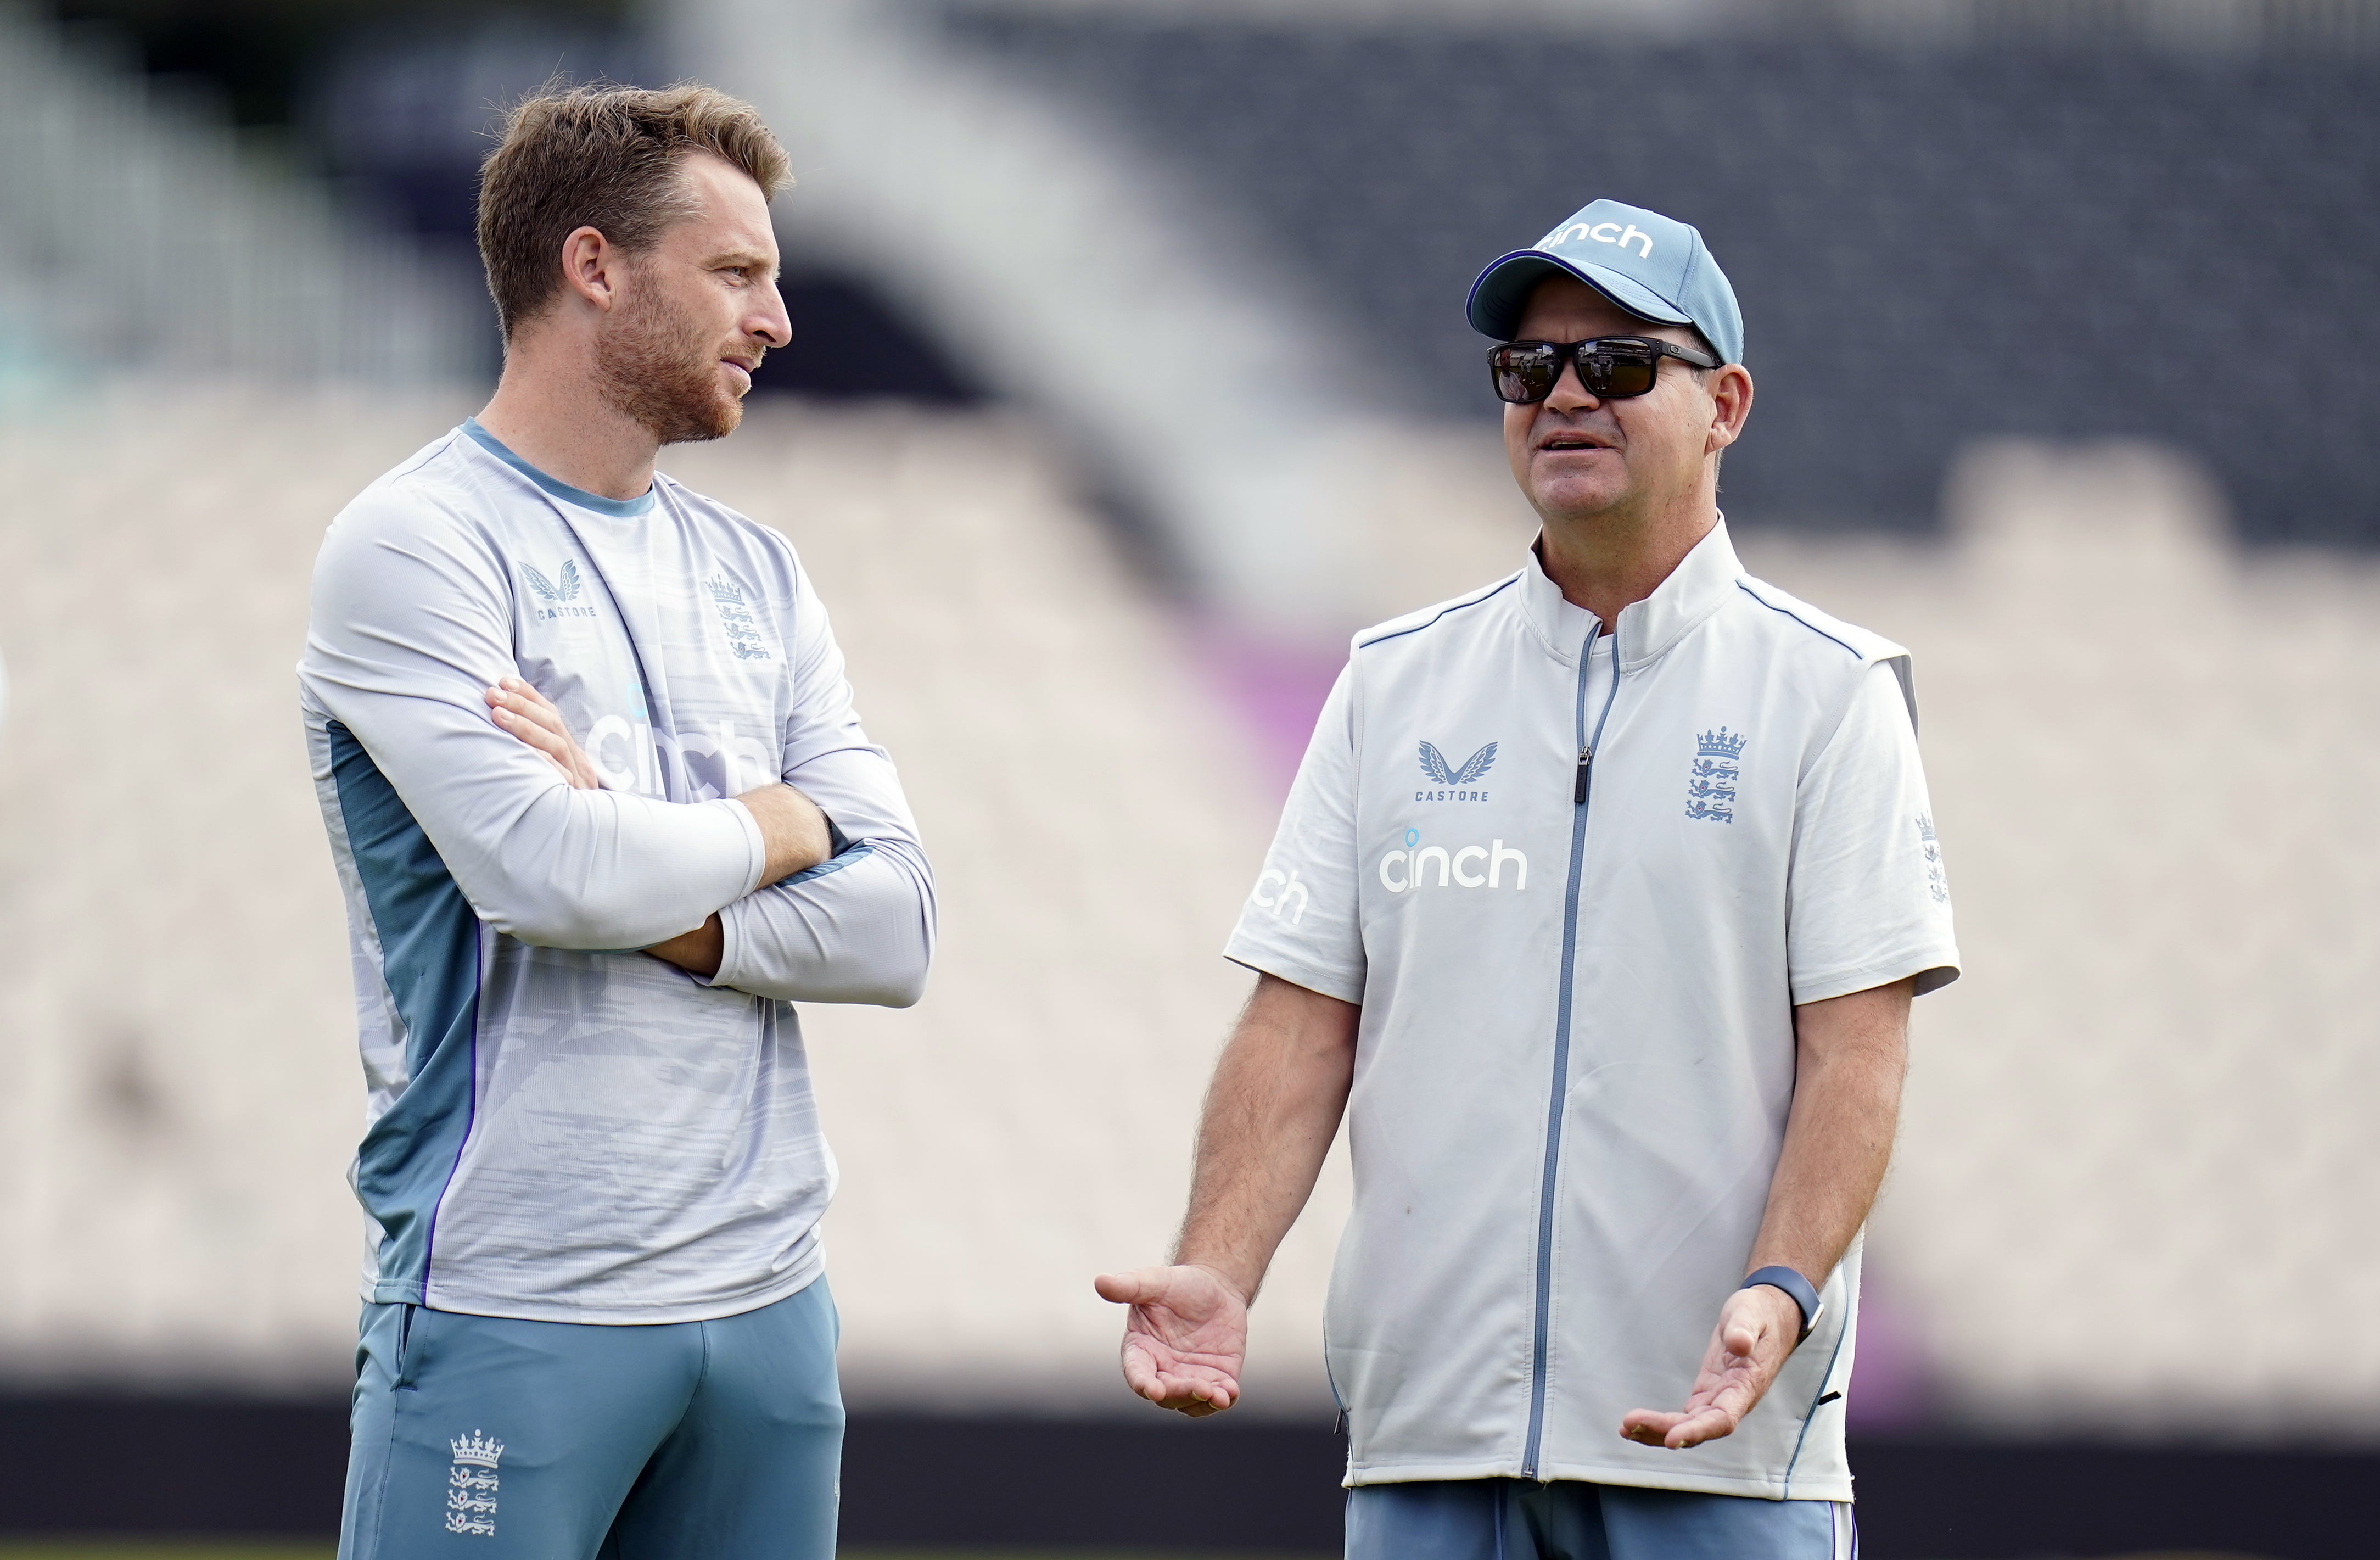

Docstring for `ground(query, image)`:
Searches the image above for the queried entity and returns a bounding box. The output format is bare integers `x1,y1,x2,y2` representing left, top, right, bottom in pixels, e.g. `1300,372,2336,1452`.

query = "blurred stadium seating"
946,0,2380,546
9,388,2380,1442
11,389,2380,1557
5,0,2380,1552
0,388,464,1392
0,391,1342,1411
0,5,475,384
1746,440,2380,1439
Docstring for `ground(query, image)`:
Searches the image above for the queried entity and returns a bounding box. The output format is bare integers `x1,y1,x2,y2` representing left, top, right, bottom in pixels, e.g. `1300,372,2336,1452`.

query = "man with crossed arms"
1099,199,1959,1558
304,86,932,1558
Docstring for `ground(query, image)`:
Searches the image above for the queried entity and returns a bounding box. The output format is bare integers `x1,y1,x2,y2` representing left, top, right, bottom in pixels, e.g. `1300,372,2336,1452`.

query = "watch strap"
1740,1265,1822,1341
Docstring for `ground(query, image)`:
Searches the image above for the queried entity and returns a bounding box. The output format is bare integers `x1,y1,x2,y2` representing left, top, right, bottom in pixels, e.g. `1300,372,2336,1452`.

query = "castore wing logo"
1417,740,1496,801
522,560,580,601
520,559,595,622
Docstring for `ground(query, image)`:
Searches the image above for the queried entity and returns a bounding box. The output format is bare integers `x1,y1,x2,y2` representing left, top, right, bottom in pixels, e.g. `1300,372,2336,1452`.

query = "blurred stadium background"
3,0,2378,1555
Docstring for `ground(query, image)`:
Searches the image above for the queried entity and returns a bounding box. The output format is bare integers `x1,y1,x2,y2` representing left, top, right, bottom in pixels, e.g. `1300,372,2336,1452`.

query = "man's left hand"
1618,1282,1801,1449
485,676,601,789
484,674,730,976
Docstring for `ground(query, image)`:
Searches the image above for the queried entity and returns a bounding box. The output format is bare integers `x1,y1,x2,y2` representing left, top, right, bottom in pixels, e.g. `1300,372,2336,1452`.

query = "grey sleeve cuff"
1222,944,1365,1008
719,796,771,898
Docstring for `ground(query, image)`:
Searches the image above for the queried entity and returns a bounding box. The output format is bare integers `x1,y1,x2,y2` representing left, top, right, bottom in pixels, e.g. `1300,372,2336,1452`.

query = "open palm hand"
1094,1264,1249,1417
1619,1284,1800,1449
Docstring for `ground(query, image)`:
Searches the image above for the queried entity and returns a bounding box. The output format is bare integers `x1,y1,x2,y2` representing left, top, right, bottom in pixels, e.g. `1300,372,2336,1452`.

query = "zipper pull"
1573,746,1592,804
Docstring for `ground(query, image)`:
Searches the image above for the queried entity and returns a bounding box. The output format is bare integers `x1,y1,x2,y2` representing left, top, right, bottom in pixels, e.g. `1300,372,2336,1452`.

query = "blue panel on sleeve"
779,841,873,887
328,720,484,1304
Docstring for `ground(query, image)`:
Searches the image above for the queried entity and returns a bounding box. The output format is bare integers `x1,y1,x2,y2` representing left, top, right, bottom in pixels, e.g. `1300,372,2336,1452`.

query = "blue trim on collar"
1356,573,1521,650
461,418,656,518
1736,580,1862,659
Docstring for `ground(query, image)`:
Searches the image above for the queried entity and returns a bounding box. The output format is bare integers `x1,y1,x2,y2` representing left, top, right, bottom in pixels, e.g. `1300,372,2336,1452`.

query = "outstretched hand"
1094,1264,1249,1417
1619,1284,1801,1450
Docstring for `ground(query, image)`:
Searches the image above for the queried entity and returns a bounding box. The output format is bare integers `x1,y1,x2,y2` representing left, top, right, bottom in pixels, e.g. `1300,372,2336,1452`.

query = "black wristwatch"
1740,1266,1823,1345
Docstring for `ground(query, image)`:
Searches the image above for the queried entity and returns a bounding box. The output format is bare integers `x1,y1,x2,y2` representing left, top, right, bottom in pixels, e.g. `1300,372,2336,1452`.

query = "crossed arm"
484,675,828,975
1097,971,1911,1441
304,497,931,997
479,673,934,1003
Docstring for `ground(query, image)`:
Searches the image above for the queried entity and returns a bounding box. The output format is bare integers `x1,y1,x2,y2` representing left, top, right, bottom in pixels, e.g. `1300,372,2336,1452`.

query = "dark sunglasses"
1486,336,1720,405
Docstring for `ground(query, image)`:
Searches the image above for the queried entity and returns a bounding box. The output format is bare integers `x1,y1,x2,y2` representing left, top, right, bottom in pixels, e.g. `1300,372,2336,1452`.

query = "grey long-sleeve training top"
299,420,934,1323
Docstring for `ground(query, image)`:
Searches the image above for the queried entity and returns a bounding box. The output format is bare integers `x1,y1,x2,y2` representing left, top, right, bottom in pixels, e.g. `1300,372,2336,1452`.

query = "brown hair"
476,82,791,338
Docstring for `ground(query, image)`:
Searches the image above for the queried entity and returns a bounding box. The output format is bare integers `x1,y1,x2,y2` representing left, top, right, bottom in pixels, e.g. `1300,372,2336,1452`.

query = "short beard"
593,270,750,446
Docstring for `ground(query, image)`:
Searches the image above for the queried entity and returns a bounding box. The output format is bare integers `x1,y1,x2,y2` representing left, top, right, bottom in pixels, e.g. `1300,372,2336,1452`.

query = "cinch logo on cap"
1541,219,1655,261
1467,197,1744,365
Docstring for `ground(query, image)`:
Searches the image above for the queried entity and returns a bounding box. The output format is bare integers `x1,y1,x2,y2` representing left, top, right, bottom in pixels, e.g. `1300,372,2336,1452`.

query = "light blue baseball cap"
1466,198,1744,366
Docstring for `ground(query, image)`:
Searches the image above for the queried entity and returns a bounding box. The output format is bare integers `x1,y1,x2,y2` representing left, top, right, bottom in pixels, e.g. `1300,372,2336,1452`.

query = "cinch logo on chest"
1416,740,1497,802
1379,827,1527,893
520,559,597,621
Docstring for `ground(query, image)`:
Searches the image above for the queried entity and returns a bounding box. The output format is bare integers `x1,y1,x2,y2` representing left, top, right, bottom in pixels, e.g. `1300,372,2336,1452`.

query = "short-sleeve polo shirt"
1225,520,1958,1502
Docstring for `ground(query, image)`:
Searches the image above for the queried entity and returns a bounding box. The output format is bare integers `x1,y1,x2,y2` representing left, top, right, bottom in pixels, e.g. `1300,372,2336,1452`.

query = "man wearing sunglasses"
1099,198,1959,1558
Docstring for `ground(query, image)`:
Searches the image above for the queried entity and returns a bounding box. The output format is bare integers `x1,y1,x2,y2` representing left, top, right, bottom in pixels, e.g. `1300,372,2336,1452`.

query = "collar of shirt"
461,417,658,520
1519,515,1743,672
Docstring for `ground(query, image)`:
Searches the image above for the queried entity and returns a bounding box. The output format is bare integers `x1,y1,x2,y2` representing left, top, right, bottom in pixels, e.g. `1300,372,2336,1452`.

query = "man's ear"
558,226,620,314
1706,364,1754,455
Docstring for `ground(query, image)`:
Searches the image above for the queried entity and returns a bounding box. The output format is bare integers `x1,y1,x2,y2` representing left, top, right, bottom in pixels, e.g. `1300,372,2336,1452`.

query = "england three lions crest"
1685,726,1744,823
1918,814,1950,904
707,575,772,662
444,1430,503,1536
